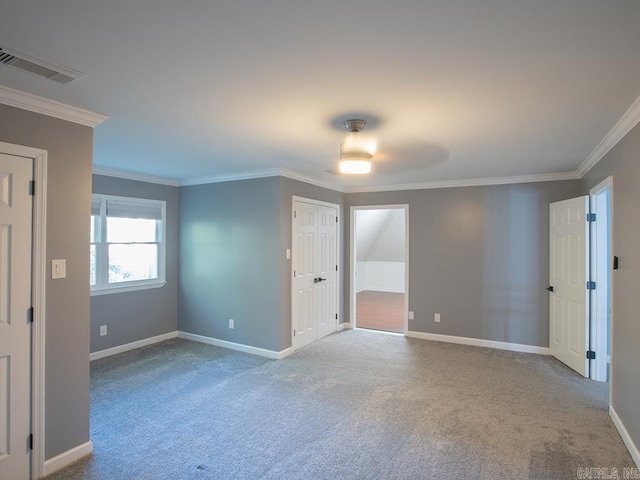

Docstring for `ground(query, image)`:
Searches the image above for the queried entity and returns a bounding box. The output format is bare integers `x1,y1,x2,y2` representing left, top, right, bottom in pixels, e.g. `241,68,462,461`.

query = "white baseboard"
178,331,291,359
341,322,353,330
43,441,93,476
610,406,640,468
405,331,550,355
337,323,346,332
90,331,179,361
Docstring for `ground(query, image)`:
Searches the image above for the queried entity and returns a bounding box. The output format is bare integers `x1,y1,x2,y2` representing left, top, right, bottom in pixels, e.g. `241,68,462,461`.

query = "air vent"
0,46,83,84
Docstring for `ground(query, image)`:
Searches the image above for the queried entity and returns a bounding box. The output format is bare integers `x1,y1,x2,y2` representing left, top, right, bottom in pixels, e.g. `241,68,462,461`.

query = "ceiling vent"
0,46,83,84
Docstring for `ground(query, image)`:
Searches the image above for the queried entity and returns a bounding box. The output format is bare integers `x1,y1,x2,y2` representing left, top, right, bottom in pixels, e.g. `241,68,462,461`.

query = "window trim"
90,193,167,296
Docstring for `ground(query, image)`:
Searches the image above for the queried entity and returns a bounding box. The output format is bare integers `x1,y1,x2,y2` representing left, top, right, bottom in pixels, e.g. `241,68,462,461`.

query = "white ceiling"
1,0,639,190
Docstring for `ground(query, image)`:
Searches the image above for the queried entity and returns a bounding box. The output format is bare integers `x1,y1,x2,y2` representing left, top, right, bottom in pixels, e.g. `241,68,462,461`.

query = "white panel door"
292,201,318,350
316,205,337,340
0,153,33,480
549,196,589,376
292,200,338,350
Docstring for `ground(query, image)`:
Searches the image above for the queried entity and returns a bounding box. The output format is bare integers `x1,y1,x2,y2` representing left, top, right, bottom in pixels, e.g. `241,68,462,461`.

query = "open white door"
292,199,338,351
549,196,589,377
0,153,33,480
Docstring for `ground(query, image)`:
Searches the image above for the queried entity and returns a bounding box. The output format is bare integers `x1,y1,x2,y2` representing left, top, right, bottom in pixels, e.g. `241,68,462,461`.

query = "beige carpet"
44,329,634,479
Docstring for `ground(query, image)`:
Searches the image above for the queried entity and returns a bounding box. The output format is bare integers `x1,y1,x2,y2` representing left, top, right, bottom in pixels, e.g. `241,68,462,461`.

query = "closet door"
292,199,338,351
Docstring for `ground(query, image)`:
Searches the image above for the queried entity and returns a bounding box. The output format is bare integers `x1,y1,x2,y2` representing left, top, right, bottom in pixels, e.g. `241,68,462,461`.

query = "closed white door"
549,196,589,376
316,206,338,340
0,153,33,480
293,201,318,350
292,200,338,350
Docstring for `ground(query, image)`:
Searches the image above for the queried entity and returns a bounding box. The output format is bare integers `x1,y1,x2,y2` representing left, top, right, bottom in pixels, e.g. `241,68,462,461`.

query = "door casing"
589,176,613,383
290,196,340,352
349,204,409,333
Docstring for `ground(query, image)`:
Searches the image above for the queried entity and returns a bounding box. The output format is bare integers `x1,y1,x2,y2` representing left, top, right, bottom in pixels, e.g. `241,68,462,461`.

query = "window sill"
90,281,167,296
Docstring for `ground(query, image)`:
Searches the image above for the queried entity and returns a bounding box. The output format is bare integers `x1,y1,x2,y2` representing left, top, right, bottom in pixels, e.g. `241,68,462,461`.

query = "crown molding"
179,168,282,186
93,165,579,192
344,171,580,194
577,94,640,178
0,85,108,128
278,168,345,192
179,167,345,192
92,166,180,186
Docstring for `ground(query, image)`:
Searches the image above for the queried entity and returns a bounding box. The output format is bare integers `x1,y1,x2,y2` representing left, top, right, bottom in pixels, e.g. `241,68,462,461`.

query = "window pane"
90,244,96,286
108,244,158,283
90,216,96,243
107,217,157,243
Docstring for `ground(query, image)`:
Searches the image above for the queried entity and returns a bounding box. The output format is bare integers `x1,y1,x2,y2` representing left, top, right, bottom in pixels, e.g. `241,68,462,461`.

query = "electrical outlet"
434,313,441,323
100,325,107,336
408,311,414,320
229,319,235,329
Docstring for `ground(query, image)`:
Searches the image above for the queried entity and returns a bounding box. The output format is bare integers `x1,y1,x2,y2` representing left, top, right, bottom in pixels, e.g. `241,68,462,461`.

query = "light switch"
52,259,66,279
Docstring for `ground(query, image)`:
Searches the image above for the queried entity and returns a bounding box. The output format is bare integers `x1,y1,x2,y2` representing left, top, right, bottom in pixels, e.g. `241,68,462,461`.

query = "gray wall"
178,177,282,352
581,122,640,457
345,180,581,347
91,175,179,353
0,104,92,459
178,176,344,353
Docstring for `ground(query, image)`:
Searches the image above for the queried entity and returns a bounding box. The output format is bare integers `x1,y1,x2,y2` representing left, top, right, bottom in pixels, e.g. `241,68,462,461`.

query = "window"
91,194,166,295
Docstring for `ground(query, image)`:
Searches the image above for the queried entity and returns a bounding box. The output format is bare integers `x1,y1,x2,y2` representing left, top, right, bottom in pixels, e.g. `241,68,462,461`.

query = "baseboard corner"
90,331,179,361
43,441,93,476
177,331,284,360
610,405,640,468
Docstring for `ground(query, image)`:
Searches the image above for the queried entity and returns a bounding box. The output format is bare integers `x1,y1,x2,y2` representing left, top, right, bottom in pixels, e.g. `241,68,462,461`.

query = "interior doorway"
350,206,408,334
0,141,47,479
548,178,612,383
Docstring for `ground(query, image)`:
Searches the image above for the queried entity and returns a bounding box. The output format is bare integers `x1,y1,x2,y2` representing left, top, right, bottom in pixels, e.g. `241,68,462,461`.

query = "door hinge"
586,350,596,360
586,213,596,222
335,265,338,272
336,216,338,223
27,307,34,323
293,329,296,337
294,211,297,219
29,180,35,196
586,281,596,290
335,314,338,320
28,434,33,450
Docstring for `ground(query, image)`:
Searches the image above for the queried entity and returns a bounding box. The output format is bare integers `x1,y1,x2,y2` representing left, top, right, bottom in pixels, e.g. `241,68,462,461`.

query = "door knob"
547,286,554,292
319,277,326,282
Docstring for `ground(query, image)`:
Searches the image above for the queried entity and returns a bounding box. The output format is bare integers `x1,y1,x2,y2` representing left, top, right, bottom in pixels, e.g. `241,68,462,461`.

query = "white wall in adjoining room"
363,261,405,293
355,208,406,293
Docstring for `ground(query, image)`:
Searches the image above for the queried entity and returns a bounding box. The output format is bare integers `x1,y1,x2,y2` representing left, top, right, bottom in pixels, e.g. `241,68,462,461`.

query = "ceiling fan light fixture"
339,159,372,174
339,119,374,175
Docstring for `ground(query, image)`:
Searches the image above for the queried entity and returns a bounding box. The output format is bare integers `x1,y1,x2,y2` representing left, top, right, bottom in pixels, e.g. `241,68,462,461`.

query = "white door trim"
349,204,409,334
291,196,341,352
0,141,47,479
589,176,613,384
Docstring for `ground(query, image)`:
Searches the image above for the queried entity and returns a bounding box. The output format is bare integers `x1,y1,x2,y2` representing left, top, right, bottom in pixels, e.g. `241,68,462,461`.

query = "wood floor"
356,290,404,333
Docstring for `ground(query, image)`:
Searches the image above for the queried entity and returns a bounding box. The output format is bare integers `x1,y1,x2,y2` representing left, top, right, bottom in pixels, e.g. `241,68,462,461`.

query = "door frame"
589,176,613,383
290,196,341,352
0,141,47,479
349,204,409,334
